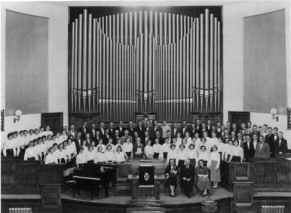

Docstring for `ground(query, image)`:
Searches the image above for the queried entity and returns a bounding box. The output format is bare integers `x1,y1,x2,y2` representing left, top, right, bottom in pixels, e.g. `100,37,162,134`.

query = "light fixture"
270,107,279,122
13,109,22,123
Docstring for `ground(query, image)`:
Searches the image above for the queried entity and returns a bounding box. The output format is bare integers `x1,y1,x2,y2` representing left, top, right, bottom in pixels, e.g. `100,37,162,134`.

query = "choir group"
2,119,288,197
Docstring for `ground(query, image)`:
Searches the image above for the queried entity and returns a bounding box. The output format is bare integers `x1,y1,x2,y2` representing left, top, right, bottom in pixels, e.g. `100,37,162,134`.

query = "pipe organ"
69,8,222,121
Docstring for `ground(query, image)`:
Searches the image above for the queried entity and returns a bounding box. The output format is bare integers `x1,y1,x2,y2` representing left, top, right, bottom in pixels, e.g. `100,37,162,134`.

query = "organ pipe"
70,9,222,121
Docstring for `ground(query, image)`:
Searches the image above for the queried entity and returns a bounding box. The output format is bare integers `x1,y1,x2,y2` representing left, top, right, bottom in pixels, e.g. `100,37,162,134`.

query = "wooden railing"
229,157,291,190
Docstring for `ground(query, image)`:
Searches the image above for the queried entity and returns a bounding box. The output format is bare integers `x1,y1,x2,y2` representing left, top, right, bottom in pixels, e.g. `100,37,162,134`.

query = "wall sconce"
270,108,279,122
13,109,22,123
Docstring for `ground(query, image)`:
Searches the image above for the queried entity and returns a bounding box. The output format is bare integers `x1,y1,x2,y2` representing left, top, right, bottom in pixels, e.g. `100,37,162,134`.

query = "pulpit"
128,162,166,203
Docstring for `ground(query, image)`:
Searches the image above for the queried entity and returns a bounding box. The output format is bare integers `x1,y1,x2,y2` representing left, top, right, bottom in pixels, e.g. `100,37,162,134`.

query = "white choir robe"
186,149,198,161
208,137,220,149
208,151,221,169
96,144,105,153
94,152,105,163
76,152,88,165
3,138,17,157
176,150,188,162
175,138,183,147
197,151,210,166
152,143,162,155
45,152,58,164
122,142,133,153
86,150,96,162
115,152,127,163
144,145,154,159
167,149,178,164
183,137,193,146
104,151,115,162
197,141,212,152
55,149,66,162
24,147,38,160
161,142,170,155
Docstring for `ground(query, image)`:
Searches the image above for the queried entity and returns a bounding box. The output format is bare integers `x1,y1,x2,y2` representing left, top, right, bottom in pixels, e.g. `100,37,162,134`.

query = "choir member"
186,143,198,167
208,145,221,188
276,131,288,156
161,137,171,160
242,134,255,161
115,145,127,163
85,145,96,163
134,137,144,159
183,131,192,146
94,146,105,163
167,144,178,163
197,145,209,166
96,139,105,153
180,159,195,198
165,159,178,197
153,138,162,159
177,144,187,167
144,140,154,159
24,142,38,161
104,144,115,162
254,135,270,159
44,145,58,164
196,160,210,196
175,132,183,147
161,121,171,139
229,140,244,163
123,137,133,158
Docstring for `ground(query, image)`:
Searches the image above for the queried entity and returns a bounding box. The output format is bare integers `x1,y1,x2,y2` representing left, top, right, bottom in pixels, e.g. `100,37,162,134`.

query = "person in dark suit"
127,121,135,137
135,121,146,140
108,122,115,138
276,131,288,156
265,127,275,157
98,122,106,138
180,159,195,198
242,135,255,161
165,159,178,197
254,135,270,159
116,121,125,137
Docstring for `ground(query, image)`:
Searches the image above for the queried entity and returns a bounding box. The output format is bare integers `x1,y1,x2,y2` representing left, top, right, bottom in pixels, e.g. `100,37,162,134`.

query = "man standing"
276,131,288,156
254,136,270,159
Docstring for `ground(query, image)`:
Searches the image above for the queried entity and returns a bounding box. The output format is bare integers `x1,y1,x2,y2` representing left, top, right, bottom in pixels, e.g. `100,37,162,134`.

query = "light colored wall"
1,2,68,129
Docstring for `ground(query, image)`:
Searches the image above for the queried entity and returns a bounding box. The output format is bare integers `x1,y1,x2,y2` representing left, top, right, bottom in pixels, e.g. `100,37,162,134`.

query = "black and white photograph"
1,0,291,212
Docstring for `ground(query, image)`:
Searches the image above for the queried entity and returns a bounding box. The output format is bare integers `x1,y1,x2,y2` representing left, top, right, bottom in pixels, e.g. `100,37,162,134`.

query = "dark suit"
135,126,146,139
276,138,288,156
265,134,276,158
254,142,270,159
180,165,195,197
243,141,255,161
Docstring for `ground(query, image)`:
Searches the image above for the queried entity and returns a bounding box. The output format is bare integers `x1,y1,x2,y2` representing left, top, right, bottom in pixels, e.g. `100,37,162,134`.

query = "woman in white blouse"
175,132,183,147
197,145,210,167
183,132,192,146
229,140,244,163
167,144,178,164
122,138,133,159
104,144,115,162
114,145,127,163
144,140,154,159
153,138,162,159
94,145,105,163
186,143,198,167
